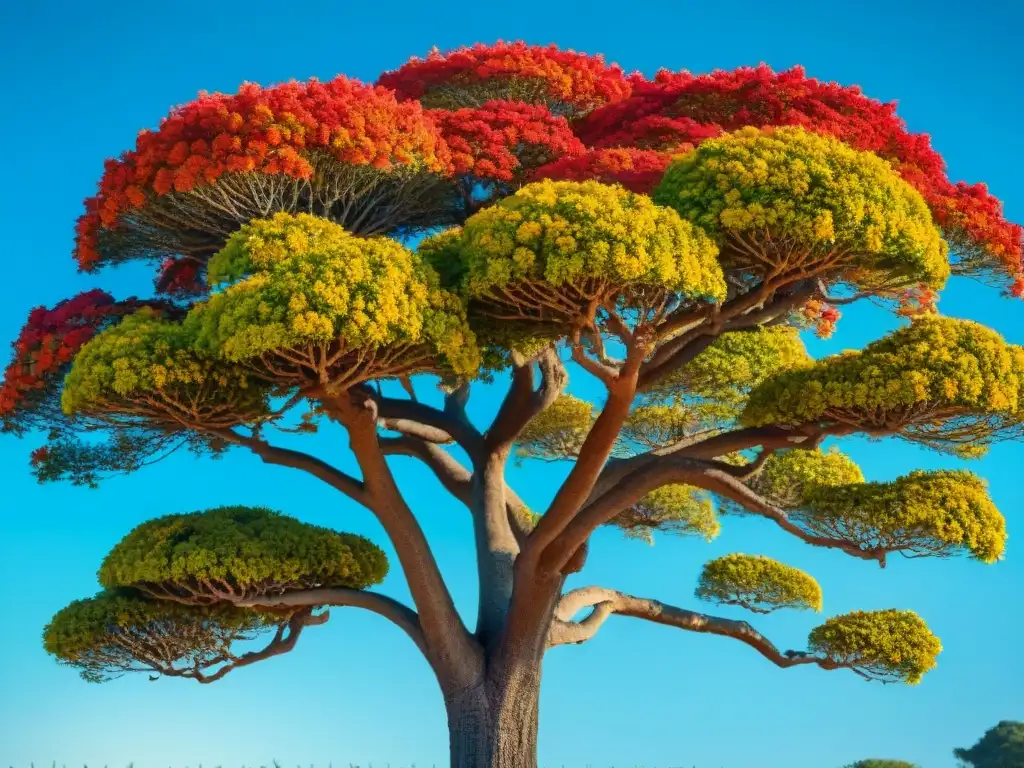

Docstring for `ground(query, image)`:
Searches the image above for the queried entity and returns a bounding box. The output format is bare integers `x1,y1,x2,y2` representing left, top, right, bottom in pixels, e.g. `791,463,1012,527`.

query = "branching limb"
237,588,428,657
549,453,885,569
368,386,485,463
485,348,568,452
209,429,369,506
546,587,839,674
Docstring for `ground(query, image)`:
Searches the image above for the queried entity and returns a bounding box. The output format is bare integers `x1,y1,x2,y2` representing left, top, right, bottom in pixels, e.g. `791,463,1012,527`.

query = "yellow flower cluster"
741,316,1024,450
611,484,720,544
654,126,950,289
194,212,479,380
695,553,822,613
62,309,266,424
431,179,727,303
514,393,594,460
803,469,1007,563
808,609,941,684
745,447,865,510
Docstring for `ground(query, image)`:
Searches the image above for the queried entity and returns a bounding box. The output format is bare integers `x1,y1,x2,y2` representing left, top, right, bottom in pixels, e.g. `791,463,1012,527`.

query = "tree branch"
210,429,369,506
546,587,840,675
237,588,428,657
549,452,884,569
485,348,568,452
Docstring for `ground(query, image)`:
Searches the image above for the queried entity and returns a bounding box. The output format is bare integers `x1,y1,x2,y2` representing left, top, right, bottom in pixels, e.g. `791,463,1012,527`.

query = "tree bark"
445,659,542,768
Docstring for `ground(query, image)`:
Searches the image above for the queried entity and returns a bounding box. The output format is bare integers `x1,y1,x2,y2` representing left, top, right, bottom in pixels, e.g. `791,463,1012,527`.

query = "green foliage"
654,126,949,290
99,506,388,600
842,761,919,768
808,609,941,684
618,403,698,450
746,446,866,509
61,308,267,426
742,316,1024,453
609,484,720,544
954,720,1024,768
695,553,822,613
802,469,1006,562
194,212,479,383
43,589,278,683
651,326,812,412
515,393,594,460
423,180,726,333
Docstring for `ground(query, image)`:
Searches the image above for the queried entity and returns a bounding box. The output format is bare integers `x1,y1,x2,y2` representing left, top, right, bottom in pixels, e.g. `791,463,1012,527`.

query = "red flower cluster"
377,41,634,116
576,65,1022,276
0,290,126,418
430,101,583,182
533,147,674,194
800,299,842,339
75,77,453,270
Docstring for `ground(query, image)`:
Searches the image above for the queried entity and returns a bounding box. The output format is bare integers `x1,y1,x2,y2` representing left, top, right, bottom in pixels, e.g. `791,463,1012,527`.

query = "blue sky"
0,1,1021,766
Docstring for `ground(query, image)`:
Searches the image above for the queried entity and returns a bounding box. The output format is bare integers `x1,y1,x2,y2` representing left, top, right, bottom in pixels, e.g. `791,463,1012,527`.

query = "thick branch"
485,348,568,452
547,587,840,674
238,588,427,657
368,388,485,462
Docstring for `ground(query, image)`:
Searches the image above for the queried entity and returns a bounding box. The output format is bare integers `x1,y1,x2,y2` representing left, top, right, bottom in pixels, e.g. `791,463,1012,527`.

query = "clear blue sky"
0,1,1021,766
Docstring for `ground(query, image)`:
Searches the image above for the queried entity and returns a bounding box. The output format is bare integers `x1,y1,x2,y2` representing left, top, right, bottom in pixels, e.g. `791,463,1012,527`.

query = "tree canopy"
954,721,1024,768
5,41,1022,768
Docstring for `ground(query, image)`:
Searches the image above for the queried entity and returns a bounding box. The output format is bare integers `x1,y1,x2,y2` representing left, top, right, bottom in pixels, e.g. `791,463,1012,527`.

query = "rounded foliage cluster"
619,403,698,449
746,447,865,510
610,484,720,544
655,126,950,290
43,589,277,683
651,326,810,409
695,553,822,613
194,212,479,385
76,77,455,274
62,308,267,428
515,393,594,460
802,470,1006,562
808,609,941,684
377,41,634,117
429,100,583,183
99,505,388,601
426,179,725,330
741,316,1024,451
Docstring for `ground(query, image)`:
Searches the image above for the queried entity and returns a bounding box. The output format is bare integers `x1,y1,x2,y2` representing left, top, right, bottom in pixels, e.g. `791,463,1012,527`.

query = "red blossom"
74,77,453,271
800,299,841,339
429,101,584,183
0,291,135,421
377,41,634,116
896,283,941,318
532,147,675,194
575,65,1022,277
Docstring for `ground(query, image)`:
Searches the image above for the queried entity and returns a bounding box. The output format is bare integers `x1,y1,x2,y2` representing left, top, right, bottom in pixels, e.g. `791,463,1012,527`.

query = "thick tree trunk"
445,661,542,768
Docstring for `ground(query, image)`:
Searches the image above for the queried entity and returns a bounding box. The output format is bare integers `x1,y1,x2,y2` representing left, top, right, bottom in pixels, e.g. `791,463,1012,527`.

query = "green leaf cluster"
61,308,267,425
515,393,594,460
746,447,865,510
422,179,727,317
99,506,388,599
43,589,276,683
654,126,949,290
808,609,941,684
696,553,822,612
741,316,1024,452
194,212,479,380
609,484,720,544
802,470,1006,562
954,720,1024,768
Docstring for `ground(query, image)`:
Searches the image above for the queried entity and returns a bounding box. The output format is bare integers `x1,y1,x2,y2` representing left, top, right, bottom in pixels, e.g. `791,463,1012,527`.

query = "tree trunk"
445,661,542,768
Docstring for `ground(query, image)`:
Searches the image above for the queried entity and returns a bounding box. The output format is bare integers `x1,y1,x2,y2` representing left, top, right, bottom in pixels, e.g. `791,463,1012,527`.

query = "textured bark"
445,660,543,768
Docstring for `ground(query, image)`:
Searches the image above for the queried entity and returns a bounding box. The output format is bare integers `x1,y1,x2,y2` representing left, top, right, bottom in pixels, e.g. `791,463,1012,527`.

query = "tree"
3,42,1022,768
843,761,919,768
955,721,1024,768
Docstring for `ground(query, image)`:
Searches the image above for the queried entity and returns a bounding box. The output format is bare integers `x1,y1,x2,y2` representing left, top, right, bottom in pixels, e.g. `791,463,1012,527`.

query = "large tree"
3,42,1022,768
